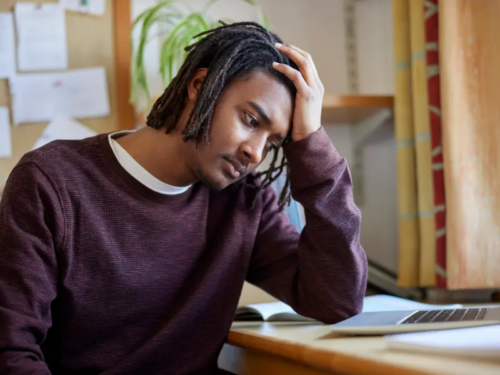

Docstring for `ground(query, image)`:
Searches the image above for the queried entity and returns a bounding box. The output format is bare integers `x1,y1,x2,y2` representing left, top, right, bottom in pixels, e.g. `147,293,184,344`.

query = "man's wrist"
283,127,344,188
291,125,322,142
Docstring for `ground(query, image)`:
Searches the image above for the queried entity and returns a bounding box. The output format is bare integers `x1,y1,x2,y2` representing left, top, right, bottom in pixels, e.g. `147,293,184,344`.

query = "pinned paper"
14,2,68,71
0,107,12,158
61,0,106,16
0,13,16,79
10,67,110,124
32,114,97,150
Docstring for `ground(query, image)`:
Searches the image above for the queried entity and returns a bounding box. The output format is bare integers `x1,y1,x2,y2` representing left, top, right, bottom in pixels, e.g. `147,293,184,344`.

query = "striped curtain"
424,0,446,289
393,0,446,288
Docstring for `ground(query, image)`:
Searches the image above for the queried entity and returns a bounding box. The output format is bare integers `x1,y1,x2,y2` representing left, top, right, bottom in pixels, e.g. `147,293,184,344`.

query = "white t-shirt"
108,131,191,195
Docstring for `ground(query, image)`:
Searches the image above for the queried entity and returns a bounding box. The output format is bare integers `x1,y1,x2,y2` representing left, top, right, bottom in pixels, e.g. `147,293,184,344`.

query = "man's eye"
245,112,259,127
267,142,278,152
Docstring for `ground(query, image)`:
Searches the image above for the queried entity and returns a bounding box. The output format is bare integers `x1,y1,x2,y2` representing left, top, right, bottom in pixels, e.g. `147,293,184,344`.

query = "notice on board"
14,2,68,71
10,67,110,125
0,108,12,159
61,0,107,16
32,114,97,150
0,13,16,79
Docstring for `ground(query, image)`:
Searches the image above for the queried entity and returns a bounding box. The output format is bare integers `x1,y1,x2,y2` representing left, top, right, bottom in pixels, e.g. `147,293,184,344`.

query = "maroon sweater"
0,128,367,374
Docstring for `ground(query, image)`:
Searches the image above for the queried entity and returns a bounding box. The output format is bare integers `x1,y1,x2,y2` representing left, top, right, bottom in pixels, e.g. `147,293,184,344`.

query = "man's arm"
247,127,367,324
0,163,61,374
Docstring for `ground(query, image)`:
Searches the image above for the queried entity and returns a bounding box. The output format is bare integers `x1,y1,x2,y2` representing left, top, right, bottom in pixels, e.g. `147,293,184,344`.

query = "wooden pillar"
440,0,500,289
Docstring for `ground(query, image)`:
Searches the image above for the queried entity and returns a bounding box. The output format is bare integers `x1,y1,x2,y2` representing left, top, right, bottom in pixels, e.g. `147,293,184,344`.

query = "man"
0,22,367,374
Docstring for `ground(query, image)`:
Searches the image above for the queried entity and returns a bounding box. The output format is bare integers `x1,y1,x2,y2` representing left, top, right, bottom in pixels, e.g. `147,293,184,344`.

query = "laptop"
329,306,500,335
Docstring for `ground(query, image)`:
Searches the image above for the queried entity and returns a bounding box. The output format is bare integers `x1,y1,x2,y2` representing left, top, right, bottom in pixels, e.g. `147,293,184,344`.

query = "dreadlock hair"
146,21,298,210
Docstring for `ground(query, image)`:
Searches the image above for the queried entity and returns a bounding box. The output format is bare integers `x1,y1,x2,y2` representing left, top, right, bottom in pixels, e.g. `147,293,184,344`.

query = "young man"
0,23,367,374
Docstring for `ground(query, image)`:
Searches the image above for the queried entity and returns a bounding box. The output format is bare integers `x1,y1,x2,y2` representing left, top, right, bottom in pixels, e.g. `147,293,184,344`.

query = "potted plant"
131,0,268,115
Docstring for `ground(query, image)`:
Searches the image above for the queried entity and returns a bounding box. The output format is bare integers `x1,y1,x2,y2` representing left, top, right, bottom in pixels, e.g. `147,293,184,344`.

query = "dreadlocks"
146,21,298,210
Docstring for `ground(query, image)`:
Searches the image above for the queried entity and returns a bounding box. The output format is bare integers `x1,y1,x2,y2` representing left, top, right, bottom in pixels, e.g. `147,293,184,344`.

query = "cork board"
0,0,118,192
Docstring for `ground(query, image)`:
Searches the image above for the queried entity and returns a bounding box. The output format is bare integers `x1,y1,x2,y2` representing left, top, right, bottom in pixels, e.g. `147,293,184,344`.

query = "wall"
131,0,396,305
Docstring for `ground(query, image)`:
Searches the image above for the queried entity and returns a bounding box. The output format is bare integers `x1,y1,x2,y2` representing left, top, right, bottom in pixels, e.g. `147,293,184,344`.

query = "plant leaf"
132,0,178,30
159,11,212,86
131,0,270,105
131,0,182,102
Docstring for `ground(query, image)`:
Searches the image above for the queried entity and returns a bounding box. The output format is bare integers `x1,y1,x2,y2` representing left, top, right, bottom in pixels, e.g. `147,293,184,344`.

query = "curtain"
393,0,446,288
424,0,446,289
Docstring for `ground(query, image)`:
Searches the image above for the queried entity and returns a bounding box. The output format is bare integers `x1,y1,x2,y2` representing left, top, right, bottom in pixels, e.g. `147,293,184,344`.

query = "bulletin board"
0,0,134,192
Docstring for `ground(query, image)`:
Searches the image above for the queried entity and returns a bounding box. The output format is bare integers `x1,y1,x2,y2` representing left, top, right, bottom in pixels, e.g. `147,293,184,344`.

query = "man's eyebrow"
247,101,271,125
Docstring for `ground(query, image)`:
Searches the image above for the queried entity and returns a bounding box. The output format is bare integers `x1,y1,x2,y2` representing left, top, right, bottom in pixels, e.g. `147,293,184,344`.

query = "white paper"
15,2,67,71
33,114,97,150
0,13,16,79
0,107,12,158
243,302,297,321
386,325,500,361
362,295,463,313
61,0,106,16
10,67,110,124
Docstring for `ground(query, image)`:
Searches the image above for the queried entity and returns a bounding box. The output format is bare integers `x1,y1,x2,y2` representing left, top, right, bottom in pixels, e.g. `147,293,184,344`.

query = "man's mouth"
223,157,246,179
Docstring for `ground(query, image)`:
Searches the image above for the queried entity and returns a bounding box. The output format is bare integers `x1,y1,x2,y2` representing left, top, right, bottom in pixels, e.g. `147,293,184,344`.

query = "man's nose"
241,136,267,165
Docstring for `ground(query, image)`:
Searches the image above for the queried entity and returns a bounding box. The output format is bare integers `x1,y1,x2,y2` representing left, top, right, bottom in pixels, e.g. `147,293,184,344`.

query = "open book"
235,301,316,322
234,295,463,322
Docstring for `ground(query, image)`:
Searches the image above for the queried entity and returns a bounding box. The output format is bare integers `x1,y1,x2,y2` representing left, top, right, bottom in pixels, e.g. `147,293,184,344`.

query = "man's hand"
273,43,324,142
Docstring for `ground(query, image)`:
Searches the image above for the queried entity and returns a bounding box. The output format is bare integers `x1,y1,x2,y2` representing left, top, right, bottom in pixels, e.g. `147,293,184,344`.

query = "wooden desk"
218,322,500,375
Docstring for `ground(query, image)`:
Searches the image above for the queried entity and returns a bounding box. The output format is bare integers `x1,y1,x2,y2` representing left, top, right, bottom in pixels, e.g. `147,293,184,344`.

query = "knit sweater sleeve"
0,162,63,374
246,127,368,324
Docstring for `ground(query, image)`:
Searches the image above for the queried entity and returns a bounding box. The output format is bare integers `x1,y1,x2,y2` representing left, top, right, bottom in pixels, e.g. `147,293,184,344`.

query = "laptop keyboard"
401,308,489,324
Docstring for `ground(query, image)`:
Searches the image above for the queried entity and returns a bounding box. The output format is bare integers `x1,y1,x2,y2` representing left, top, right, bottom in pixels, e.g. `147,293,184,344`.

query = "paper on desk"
0,13,16,79
10,67,110,124
243,301,297,321
61,0,107,16
14,2,67,71
0,107,12,158
362,295,462,313
32,114,97,150
386,325,500,361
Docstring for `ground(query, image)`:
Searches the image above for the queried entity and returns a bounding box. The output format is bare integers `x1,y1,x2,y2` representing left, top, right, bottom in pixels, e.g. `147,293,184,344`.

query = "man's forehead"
233,71,291,102
227,71,293,127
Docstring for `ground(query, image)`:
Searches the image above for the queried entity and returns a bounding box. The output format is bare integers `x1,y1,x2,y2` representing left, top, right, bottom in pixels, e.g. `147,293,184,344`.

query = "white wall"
131,0,163,112
131,0,397,305
352,0,397,275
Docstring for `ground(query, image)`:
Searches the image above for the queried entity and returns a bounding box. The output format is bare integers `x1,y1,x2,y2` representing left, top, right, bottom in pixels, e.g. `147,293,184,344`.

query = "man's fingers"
288,44,322,88
275,43,315,86
272,62,309,94
276,43,323,89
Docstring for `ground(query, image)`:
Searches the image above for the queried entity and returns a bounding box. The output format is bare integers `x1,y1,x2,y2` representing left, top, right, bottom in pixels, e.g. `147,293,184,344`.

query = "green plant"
131,0,268,106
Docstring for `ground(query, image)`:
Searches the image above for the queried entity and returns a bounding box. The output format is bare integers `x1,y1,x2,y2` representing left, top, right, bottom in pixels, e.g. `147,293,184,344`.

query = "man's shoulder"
17,135,103,174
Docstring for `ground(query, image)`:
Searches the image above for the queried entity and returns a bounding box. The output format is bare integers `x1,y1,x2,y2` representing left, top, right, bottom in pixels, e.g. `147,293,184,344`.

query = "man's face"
187,71,294,190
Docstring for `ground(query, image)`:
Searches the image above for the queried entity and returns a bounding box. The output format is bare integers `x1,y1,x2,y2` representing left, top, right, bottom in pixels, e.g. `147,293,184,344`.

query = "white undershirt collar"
109,131,191,195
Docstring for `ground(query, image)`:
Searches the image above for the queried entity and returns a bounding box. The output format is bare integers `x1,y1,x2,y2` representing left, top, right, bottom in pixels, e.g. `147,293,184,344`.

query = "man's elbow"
321,296,364,325
343,297,364,319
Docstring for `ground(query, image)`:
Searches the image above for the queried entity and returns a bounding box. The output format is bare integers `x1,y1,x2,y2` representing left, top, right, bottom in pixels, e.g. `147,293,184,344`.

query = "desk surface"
222,322,500,375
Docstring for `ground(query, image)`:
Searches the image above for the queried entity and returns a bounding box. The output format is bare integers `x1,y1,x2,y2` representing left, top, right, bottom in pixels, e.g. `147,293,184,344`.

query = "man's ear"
187,68,208,103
